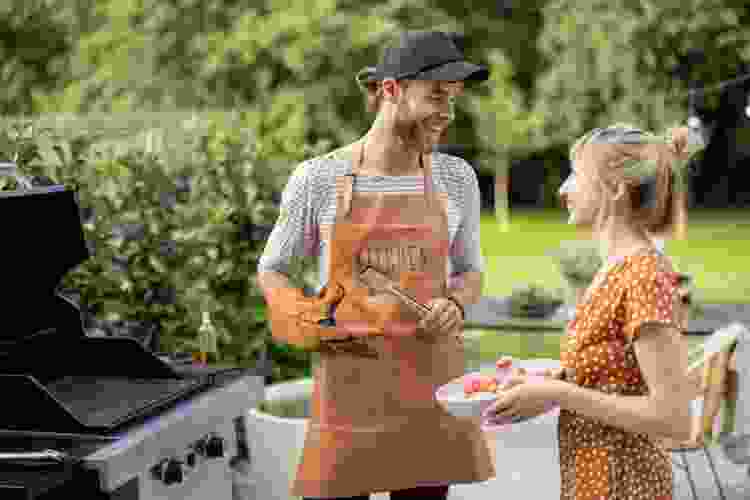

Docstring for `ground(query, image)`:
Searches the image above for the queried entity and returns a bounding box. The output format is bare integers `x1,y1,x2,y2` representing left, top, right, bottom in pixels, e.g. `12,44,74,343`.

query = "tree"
37,0,534,182
0,1,73,115
466,49,542,229
530,0,750,149
428,0,547,225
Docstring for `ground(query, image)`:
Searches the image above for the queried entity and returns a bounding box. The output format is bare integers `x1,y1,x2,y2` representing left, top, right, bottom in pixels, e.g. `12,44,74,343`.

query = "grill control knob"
151,458,184,485
162,458,184,485
204,435,225,458
196,433,225,458
185,451,197,467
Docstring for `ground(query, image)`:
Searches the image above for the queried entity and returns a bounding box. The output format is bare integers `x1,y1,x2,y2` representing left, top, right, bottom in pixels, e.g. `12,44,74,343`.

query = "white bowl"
436,373,498,419
719,434,750,465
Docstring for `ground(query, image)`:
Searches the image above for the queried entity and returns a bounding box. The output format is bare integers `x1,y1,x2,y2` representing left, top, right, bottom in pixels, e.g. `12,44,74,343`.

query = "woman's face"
559,145,605,227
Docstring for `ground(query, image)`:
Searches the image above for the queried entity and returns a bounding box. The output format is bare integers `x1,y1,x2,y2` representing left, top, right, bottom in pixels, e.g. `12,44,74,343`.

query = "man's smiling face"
391,79,464,153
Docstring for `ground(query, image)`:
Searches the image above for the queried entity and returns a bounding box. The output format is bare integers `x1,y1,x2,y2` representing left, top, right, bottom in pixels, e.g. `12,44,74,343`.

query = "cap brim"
355,66,379,89
416,61,489,83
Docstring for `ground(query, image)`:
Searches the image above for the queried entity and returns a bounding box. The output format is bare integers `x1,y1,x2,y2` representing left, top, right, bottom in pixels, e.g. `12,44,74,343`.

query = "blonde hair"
569,124,695,237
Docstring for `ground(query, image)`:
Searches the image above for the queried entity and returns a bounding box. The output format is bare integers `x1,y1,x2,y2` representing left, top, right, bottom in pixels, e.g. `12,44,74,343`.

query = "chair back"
701,350,732,442
719,327,750,464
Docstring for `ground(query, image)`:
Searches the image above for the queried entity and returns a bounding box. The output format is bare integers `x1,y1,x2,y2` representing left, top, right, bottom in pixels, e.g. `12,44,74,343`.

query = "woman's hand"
484,374,562,422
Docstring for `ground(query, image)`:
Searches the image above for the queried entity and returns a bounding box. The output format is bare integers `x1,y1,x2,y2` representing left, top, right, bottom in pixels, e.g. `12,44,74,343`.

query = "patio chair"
717,322,750,473
662,320,743,500
664,350,733,500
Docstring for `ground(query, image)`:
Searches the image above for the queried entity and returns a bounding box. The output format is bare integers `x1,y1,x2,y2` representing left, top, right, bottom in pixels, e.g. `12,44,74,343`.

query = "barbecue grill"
0,179,263,499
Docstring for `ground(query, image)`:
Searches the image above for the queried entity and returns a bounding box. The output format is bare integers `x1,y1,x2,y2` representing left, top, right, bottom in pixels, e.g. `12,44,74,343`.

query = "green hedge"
0,113,325,383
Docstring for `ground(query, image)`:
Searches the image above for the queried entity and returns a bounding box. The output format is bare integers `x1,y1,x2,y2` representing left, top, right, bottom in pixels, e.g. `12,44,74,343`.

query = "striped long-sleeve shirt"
258,150,484,292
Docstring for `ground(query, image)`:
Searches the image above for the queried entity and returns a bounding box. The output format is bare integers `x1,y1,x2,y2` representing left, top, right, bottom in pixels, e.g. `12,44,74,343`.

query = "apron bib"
291,140,494,498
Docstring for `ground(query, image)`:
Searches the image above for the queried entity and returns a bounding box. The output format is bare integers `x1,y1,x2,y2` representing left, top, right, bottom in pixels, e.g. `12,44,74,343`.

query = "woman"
486,124,701,500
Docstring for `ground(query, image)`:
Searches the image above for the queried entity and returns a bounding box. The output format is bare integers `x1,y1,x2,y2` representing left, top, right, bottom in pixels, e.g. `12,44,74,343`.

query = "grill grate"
46,376,206,430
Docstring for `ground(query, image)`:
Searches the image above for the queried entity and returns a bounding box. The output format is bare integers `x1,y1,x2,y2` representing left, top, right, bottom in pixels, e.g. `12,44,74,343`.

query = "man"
258,30,494,500
356,32,466,116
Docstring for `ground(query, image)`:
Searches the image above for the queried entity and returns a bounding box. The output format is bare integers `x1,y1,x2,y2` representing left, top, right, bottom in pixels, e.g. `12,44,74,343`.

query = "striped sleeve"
257,161,321,276
449,158,485,274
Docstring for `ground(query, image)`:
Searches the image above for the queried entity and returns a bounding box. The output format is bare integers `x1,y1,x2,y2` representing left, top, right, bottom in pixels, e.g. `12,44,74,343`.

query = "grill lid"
0,183,217,434
0,186,89,346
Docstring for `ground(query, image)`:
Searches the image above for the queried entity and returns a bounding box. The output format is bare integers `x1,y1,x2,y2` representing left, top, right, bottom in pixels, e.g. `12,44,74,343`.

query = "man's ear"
381,79,400,102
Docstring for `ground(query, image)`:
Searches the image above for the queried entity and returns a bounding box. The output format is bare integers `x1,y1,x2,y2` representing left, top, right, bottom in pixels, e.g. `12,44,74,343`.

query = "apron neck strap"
350,138,437,210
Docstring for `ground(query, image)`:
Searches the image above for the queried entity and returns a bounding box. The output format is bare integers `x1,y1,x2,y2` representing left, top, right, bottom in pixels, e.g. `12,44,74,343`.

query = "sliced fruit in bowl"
463,374,498,395
436,373,499,419
436,357,518,419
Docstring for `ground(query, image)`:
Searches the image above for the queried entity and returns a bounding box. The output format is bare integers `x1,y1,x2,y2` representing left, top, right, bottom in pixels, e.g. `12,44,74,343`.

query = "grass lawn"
480,208,750,304
469,329,708,364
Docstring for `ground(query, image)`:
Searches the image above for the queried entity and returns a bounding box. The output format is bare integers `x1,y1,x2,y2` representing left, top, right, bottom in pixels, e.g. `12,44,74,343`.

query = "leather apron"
291,140,495,498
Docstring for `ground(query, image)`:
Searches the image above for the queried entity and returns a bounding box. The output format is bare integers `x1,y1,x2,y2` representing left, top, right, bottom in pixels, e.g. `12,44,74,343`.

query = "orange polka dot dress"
559,249,681,500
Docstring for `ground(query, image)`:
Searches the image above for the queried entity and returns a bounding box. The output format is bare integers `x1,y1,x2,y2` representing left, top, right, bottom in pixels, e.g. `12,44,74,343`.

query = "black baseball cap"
372,31,489,83
355,66,378,90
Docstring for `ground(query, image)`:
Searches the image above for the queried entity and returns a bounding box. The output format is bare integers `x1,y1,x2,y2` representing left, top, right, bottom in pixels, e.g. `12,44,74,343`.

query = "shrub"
549,241,603,289
257,397,310,419
508,284,563,318
0,113,325,383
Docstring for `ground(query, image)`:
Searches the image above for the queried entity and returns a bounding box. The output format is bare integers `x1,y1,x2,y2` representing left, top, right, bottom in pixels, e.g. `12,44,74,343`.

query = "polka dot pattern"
559,250,678,500
575,448,610,500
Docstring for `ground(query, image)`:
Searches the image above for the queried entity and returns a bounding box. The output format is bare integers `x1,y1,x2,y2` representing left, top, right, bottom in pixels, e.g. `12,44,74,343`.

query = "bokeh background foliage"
1,0,749,381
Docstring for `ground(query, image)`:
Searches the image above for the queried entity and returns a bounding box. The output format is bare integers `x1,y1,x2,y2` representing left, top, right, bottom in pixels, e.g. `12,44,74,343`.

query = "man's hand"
419,297,463,336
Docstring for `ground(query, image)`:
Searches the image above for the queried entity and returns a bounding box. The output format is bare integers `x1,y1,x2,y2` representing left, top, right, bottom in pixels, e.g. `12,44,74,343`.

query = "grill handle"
0,162,33,190
0,449,68,462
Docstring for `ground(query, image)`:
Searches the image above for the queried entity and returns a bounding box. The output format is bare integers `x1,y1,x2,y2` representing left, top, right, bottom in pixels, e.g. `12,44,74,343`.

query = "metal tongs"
320,337,379,358
359,267,432,319
0,449,71,467
316,266,436,358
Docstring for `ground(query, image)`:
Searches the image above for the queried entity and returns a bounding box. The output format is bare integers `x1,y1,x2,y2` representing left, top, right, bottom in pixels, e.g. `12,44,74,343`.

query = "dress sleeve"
622,255,681,342
257,161,320,276
449,159,485,274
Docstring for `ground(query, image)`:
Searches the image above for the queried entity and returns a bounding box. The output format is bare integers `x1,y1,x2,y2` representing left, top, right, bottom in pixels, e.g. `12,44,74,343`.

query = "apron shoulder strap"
422,152,436,211
422,152,448,214
334,140,441,217
333,142,361,219
335,174,355,218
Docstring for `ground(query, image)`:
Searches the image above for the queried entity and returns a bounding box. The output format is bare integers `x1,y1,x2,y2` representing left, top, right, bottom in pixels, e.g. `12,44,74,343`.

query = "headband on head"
573,123,705,193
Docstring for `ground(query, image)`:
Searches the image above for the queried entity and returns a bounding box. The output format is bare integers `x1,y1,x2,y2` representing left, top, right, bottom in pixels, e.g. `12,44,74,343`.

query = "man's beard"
392,108,443,154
